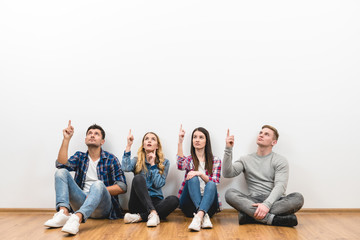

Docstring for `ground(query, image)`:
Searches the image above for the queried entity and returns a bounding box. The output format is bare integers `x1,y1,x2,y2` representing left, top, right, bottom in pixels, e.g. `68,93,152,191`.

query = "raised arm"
177,124,185,158
57,120,74,164
223,129,244,178
122,129,137,172
125,129,134,153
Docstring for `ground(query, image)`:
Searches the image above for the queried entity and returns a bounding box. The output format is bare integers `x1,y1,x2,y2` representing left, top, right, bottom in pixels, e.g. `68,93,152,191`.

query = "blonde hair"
135,132,166,175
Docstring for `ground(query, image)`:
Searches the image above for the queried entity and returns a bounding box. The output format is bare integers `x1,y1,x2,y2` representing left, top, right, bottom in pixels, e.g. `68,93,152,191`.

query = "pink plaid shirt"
177,155,222,209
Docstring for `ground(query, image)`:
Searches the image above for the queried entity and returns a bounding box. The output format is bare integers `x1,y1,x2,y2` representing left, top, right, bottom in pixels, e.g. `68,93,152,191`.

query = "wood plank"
0,210,359,239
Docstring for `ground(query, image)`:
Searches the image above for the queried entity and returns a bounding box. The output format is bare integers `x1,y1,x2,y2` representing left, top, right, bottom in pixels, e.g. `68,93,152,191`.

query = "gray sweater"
223,147,289,209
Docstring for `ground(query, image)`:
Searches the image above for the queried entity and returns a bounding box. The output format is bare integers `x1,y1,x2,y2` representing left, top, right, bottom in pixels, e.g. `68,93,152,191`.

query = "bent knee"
55,168,70,178
224,188,236,201
187,176,200,184
206,181,216,188
167,195,180,207
292,192,305,208
90,180,106,190
132,175,146,185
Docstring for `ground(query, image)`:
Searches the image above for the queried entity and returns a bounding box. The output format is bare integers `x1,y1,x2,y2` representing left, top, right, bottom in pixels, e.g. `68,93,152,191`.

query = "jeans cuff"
75,210,87,223
56,203,71,213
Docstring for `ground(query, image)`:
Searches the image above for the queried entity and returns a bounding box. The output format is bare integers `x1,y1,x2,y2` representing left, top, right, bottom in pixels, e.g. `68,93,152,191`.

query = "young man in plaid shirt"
44,121,127,235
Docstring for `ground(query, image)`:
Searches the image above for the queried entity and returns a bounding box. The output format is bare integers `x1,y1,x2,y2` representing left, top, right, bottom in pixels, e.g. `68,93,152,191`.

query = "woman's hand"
186,170,199,180
179,124,185,143
147,149,156,166
125,129,134,152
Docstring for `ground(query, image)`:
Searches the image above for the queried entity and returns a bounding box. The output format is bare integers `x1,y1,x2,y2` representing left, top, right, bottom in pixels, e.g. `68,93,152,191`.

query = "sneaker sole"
146,222,159,227
44,223,64,228
188,226,200,231
61,227,79,235
201,224,213,229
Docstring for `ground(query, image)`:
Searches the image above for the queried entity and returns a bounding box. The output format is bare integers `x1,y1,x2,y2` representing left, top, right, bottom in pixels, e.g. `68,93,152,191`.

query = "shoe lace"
148,212,158,220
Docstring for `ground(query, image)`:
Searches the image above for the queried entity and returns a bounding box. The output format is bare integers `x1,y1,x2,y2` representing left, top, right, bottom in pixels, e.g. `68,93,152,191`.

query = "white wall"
1,1,359,209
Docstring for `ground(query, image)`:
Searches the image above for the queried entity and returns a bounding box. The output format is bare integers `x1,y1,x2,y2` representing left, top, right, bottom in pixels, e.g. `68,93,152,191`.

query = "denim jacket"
122,151,169,199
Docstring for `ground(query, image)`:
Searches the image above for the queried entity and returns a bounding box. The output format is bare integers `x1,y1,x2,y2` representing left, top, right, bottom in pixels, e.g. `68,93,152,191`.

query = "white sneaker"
188,214,202,231
44,209,71,228
124,213,141,223
146,212,160,227
61,214,80,235
201,213,213,228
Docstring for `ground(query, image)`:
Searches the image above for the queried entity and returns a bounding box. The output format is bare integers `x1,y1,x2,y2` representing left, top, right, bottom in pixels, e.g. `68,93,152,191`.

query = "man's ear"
101,139,105,146
271,139,277,146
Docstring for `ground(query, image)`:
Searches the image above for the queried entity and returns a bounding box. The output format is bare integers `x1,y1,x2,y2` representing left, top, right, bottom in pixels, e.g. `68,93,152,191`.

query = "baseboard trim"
1,208,359,213
0,208,55,212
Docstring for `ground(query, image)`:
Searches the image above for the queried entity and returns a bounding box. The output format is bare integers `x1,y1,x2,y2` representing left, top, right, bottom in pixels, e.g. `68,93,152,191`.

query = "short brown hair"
87,124,105,139
262,125,279,140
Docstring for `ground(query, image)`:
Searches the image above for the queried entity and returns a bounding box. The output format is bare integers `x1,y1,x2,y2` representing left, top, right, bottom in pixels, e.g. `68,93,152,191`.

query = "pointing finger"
68,120,71,127
227,129,230,137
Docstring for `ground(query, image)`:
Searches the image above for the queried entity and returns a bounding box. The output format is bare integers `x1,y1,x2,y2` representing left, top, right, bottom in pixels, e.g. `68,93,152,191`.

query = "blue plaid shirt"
56,149,127,219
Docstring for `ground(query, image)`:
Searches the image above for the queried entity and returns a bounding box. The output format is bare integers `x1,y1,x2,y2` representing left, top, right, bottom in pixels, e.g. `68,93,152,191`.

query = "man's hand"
186,170,199,180
63,120,74,140
147,150,156,166
226,129,234,148
179,124,185,144
127,129,134,147
252,203,270,220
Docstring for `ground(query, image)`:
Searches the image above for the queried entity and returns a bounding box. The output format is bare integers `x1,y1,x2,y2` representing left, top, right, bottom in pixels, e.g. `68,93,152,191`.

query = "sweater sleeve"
222,147,245,178
263,156,289,209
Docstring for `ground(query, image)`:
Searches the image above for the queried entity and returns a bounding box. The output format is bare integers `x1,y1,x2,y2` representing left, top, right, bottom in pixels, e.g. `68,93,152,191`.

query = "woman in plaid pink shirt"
177,125,222,232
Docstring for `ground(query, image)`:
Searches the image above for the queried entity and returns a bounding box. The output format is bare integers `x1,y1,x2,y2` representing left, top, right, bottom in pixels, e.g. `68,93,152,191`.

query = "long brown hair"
190,127,214,175
135,132,166,175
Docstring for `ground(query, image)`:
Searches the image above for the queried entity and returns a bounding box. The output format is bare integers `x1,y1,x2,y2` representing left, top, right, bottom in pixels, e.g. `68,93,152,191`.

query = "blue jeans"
55,168,112,222
179,177,218,217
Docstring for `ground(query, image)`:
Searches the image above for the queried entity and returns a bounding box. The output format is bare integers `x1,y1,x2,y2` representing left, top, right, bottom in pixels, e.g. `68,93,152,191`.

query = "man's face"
256,128,277,147
85,129,105,148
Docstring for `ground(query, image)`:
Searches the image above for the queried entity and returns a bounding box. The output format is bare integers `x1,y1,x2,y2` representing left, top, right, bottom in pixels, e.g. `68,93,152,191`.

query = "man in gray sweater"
223,125,304,227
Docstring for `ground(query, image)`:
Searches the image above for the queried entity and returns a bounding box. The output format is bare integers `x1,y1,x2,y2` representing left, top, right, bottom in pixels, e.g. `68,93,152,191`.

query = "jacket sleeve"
149,159,170,189
121,151,137,172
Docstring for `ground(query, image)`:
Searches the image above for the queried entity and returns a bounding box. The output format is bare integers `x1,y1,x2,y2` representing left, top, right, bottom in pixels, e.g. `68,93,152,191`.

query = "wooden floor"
0,210,359,240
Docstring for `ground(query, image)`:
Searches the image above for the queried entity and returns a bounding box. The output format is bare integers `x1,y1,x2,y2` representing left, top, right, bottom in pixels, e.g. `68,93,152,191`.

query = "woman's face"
192,130,206,150
143,133,159,152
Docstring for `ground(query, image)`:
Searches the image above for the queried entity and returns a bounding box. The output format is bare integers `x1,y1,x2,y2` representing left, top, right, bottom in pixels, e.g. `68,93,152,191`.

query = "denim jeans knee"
188,176,200,185
55,168,71,179
90,180,106,191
